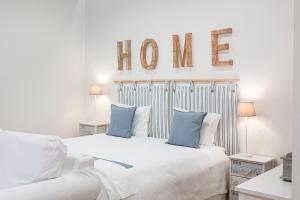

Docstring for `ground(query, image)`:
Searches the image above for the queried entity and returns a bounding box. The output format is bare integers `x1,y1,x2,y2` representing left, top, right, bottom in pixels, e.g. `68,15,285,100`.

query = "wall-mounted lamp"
238,101,256,157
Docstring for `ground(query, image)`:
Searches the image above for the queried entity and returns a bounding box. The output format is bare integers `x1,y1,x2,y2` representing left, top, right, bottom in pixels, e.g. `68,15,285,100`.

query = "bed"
64,134,229,200
66,80,238,200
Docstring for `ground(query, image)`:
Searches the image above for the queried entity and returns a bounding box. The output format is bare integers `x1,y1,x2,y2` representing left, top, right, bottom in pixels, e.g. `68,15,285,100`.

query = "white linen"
0,131,67,189
61,154,95,176
0,168,103,200
200,113,222,146
115,103,151,137
64,134,229,200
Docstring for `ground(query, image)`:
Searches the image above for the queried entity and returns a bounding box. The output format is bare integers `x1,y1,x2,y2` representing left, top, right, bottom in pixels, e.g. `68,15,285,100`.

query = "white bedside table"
236,165,291,200
79,121,108,136
229,153,275,200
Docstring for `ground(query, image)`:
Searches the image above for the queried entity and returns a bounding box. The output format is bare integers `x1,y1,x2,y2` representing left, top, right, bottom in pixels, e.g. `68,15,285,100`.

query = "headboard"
115,79,239,155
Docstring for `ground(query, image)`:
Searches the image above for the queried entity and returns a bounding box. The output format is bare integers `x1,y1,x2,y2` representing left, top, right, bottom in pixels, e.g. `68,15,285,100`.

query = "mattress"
64,134,229,200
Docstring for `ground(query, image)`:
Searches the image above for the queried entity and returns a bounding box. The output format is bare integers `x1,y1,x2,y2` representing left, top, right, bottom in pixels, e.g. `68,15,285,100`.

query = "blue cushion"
107,105,137,138
167,110,207,148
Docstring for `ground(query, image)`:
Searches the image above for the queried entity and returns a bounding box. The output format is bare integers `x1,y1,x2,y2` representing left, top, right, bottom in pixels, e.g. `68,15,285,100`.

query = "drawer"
80,126,97,136
231,190,239,200
231,175,249,190
96,125,107,133
232,160,263,178
80,125,107,136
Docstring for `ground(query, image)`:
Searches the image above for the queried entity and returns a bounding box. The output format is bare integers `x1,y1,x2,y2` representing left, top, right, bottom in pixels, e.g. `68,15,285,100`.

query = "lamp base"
239,153,253,157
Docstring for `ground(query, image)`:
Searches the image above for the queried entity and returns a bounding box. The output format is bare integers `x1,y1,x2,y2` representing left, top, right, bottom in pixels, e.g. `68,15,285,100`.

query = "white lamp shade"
238,101,256,117
89,84,103,95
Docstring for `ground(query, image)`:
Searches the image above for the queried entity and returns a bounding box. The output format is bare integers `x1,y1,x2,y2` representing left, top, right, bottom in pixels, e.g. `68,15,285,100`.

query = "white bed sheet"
64,134,229,200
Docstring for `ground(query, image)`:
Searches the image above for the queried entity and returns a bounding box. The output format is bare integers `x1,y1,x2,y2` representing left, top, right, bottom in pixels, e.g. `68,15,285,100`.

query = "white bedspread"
64,135,229,200
0,168,104,200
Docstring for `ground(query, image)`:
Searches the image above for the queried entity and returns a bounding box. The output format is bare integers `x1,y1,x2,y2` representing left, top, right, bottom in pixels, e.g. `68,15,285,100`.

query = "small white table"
79,121,108,136
236,165,291,200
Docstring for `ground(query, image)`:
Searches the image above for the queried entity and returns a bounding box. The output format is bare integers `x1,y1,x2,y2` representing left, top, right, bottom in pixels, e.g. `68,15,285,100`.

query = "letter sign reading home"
117,40,132,70
140,38,158,70
172,33,192,68
211,28,233,66
117,27,233,71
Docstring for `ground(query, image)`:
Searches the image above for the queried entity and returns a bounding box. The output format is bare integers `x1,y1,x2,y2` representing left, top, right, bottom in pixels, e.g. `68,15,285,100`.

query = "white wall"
0,0,293,160
293,0,299,197
85,0,293,159
0,0,86,138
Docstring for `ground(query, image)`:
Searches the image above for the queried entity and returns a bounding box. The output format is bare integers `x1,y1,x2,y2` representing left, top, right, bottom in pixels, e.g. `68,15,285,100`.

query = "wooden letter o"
140,39,158,69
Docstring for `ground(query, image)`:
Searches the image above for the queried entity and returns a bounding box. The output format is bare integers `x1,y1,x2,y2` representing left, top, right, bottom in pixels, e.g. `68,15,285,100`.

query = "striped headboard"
117,80,239,155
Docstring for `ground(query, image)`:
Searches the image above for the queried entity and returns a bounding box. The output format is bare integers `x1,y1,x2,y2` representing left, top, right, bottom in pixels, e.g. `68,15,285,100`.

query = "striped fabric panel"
214,83,239,155
118,81,239,155
171,82,239,155
119,83,171,138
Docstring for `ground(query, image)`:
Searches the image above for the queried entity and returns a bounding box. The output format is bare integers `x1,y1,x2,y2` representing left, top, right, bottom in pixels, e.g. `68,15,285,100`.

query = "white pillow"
0,131,67,189
199,113,221,146
174,108,221,146
114,103,151,137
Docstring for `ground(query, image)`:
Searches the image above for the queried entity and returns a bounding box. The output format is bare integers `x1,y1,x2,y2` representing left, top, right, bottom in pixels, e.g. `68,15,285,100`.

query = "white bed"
64,134,229,200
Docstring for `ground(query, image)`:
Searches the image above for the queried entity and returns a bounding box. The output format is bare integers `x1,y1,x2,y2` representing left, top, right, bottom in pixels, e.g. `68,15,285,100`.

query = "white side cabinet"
79,121,108,136
229,154,275,200
236,165,291,200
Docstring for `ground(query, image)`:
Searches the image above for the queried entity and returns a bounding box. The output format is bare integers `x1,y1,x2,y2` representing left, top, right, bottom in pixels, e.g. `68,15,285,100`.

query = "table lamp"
89,84,103,121
89,84,103,96
238,101,256,157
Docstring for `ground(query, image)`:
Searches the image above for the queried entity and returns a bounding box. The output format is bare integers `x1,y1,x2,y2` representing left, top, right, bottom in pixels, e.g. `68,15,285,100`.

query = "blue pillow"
107,105,137,138
167,110,207,148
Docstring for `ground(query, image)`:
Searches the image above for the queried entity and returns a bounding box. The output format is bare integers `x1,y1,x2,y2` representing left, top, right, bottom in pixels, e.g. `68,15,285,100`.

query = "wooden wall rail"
113,79,239,84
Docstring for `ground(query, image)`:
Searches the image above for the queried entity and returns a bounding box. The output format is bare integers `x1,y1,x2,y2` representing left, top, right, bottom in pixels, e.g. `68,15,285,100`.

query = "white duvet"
64,134,229,200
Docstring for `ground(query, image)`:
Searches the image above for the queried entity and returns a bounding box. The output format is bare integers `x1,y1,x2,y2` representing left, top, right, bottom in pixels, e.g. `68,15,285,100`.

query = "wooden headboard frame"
113,78,240,84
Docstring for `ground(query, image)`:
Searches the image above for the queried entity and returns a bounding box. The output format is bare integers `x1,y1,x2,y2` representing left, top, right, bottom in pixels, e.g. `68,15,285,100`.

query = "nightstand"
79,121,108,136
229,153,275,200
